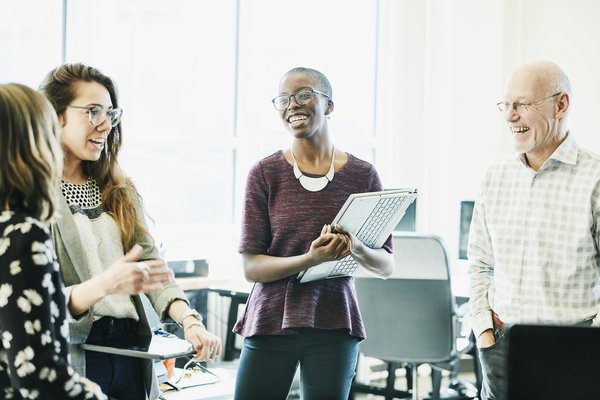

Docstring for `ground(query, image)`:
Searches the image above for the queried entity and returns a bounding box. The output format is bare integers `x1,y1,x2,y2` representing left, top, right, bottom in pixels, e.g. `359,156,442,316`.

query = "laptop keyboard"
330,255,359,277
357,196,407,247
329,195,407,278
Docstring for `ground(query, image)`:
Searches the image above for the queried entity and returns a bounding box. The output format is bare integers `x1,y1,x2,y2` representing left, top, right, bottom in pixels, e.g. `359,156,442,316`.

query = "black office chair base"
350,382,411,399
423,380,480,400
424,393,477,400
448,380,479,398
350,362,412,399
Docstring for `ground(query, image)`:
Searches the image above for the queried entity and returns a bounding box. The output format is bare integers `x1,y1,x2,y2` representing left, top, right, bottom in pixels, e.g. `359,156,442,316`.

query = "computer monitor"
507,324,600,400
458,200,474,259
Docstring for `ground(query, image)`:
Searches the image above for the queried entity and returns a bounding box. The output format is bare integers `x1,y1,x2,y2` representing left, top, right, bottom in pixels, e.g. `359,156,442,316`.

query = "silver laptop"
81,334,195,360
297,189,417,283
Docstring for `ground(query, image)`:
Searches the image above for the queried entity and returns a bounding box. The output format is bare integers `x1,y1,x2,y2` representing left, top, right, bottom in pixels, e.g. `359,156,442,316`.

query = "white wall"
377,0,600,261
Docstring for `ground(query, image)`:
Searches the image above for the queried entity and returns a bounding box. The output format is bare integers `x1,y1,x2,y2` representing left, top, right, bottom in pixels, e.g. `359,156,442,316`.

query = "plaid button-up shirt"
468,134,600,337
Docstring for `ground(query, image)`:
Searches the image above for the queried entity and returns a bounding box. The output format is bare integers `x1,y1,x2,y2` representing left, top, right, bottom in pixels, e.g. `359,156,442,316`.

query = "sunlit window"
0,0,62,87
65,0,239,273
4,0,378,279
235,0,378,225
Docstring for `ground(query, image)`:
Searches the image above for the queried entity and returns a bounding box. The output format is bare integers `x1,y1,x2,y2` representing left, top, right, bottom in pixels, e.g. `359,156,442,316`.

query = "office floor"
351,363,479,400
284,358,479,400
208,358,480,400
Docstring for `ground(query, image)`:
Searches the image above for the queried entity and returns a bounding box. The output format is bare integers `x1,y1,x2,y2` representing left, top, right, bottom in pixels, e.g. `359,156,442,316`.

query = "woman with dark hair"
39,63,221,400
0,83,107,399
233,67,394,399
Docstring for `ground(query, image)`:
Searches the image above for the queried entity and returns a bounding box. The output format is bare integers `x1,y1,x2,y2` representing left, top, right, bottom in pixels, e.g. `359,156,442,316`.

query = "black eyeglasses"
67,105,123,127
272,89,329,111
496,92,561,113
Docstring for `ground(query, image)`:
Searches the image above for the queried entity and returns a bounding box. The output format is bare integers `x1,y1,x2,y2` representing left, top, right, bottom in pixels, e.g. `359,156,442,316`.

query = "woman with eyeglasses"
39,63,222,400
233,67,394,399
0,83,108,399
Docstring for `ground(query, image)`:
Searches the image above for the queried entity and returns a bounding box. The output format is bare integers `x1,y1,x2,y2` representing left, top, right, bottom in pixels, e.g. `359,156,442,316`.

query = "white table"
161,367,235,400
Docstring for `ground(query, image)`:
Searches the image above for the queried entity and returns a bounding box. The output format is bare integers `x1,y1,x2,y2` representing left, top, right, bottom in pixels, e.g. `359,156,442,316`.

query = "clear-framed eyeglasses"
496,92,561,113
67,105,123,127
272,89,330,111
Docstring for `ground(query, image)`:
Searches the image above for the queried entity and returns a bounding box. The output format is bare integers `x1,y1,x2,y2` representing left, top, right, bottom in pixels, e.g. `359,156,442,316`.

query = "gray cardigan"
51,194,188,400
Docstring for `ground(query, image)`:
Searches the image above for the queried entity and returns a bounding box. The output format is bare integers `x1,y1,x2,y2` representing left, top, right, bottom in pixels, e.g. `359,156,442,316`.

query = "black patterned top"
59,178,138,321
61,179,103,220
0,210,105,399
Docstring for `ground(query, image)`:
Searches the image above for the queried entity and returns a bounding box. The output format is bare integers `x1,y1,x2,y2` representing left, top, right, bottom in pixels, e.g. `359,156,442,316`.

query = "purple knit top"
234,151,392,340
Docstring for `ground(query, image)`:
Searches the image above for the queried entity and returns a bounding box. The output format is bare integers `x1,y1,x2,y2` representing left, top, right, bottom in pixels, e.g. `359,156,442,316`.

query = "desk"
169,277,231,368
161,367,235,400
174,279,251,362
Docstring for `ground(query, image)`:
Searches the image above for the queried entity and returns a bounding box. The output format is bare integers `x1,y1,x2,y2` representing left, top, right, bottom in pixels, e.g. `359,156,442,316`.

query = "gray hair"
523,60,573,98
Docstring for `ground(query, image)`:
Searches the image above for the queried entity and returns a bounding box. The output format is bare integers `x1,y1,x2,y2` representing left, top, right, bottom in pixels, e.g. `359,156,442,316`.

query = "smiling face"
59,81,113,168
277,72,332,140
503,63,567,163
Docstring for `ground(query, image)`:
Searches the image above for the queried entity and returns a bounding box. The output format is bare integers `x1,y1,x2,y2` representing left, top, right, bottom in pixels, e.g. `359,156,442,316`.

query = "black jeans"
479,325,507,400
85,317,146,400
234,328,359,400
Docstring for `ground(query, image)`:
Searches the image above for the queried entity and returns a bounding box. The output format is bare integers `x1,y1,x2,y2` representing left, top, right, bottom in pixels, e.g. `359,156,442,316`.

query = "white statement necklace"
290,148,335,192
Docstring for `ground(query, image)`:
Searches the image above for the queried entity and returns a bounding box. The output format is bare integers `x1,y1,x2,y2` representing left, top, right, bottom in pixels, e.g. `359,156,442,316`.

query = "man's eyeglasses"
272,89,329,111
496,92,561,113
67,105,123,127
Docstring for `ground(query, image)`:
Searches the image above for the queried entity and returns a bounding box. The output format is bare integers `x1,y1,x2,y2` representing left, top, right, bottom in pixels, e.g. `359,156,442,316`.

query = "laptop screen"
507,324,600,400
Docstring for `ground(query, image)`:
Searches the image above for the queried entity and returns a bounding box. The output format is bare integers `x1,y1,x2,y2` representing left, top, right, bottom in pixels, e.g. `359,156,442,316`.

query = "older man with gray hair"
468,60,600,399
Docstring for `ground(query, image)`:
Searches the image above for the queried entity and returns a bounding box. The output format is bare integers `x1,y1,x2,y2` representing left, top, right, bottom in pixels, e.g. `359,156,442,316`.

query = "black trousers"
85,317,146,400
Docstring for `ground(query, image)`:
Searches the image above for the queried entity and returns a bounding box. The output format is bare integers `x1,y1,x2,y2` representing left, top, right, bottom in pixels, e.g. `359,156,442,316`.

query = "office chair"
350,232,478,400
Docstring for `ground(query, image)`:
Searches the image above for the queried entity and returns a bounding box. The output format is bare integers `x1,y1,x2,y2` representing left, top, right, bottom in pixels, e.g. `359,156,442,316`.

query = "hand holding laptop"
330,224,357,250
310,224,352,262
298,189,417,283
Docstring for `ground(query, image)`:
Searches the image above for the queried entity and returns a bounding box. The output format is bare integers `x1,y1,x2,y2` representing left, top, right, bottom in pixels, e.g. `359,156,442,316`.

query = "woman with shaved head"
233,67,394,399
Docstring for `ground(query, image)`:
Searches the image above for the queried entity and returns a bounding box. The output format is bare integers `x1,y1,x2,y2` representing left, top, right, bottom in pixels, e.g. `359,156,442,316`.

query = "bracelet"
181,314,199,324
177,308,203,327
183,321,205,332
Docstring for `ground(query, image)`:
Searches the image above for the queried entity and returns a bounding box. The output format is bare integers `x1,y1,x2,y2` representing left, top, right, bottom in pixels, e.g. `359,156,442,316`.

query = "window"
235,0,378,225
0,0,62,87
7,0,379,278
66,0,239,271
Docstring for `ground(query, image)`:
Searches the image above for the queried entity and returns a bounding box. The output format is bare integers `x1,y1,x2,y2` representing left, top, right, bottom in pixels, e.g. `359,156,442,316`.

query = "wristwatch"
179,308,203,326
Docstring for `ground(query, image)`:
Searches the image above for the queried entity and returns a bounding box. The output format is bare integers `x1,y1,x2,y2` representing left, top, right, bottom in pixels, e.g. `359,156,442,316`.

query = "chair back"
355,232,455,363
